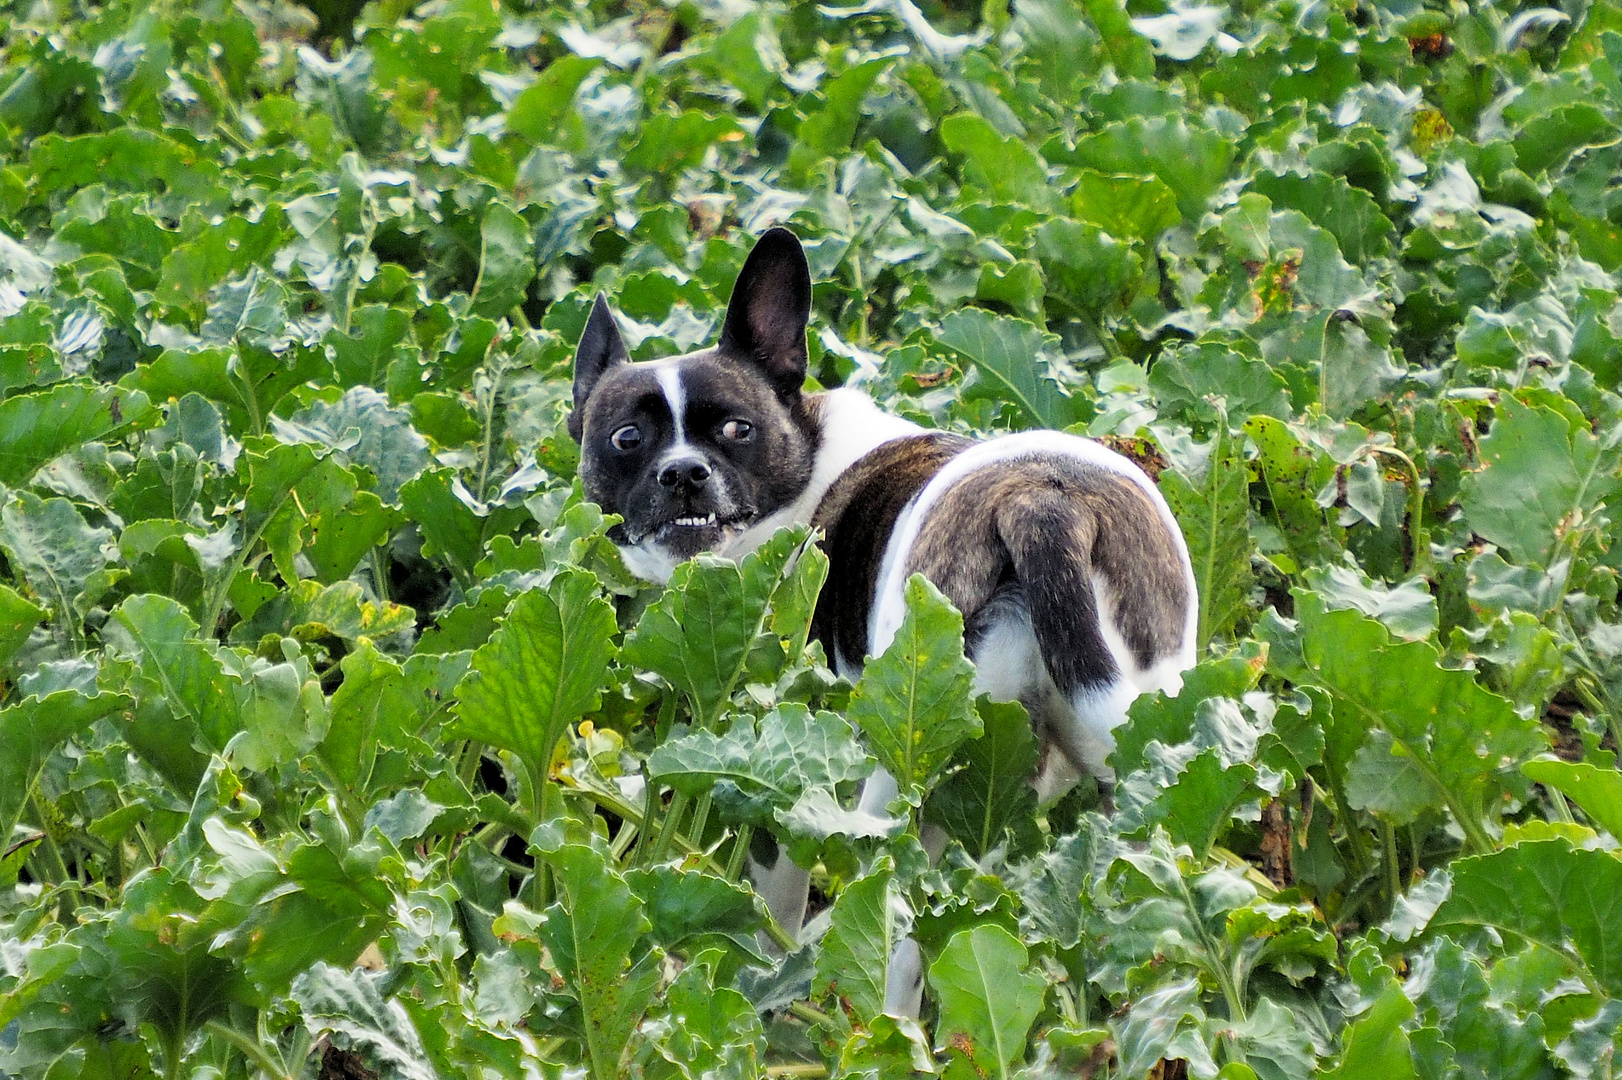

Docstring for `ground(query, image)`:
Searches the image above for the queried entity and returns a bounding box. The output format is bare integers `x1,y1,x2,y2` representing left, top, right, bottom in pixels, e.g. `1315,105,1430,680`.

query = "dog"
571,227,1197,1009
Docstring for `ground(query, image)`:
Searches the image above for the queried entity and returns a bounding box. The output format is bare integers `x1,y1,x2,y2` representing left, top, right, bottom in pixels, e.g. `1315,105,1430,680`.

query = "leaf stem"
788,1001,835,1027
29,793,69,887
725,824,753,881
370,543,392,603
687,791,713,849
203,1019,296,1080
1382,819,1402,905
1366,446,1430,576
474,347,507,503
652,790,690,863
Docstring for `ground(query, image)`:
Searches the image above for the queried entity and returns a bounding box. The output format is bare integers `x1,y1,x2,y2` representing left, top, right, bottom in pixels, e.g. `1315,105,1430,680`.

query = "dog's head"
570,227,819,580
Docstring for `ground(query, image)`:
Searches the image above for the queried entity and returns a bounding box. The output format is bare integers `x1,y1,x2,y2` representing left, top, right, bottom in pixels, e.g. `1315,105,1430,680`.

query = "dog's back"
812,431,1197,797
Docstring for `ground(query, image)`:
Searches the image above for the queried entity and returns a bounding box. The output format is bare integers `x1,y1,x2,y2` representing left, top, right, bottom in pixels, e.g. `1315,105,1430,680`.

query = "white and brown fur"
572,227,1197,1010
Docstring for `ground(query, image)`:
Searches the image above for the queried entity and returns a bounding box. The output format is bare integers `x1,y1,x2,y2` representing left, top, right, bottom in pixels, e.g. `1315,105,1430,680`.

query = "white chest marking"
722,388,925,559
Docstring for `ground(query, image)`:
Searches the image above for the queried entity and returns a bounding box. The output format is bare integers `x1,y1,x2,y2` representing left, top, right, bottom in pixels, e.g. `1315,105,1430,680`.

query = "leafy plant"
3,0,1622,1077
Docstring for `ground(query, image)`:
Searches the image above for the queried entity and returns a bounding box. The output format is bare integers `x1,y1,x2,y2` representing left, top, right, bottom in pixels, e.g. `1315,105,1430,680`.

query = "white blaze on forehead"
653,362,688,446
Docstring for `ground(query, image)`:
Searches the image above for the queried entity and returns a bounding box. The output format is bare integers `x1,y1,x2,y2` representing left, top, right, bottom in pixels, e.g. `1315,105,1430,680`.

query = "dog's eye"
721,419,754,442
609,424,642,451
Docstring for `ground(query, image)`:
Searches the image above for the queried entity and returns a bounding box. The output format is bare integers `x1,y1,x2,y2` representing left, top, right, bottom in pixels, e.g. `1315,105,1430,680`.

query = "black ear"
718,227,811,397
570,293,630,441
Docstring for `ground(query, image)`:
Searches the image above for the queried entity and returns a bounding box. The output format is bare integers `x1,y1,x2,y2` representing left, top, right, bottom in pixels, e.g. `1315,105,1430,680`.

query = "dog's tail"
993,489,1120,698
988,465,1192,767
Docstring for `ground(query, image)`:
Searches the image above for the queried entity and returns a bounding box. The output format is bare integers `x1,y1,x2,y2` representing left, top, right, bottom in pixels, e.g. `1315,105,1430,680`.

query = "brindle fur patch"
809,432,971,671
905,456,1189,691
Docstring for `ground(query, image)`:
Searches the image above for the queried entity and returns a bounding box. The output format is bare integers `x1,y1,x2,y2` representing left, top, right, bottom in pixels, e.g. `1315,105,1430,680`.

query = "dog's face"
570,228,819,579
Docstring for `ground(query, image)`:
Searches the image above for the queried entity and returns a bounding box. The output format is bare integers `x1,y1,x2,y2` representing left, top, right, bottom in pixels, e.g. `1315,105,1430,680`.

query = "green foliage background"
2,0,1622,1076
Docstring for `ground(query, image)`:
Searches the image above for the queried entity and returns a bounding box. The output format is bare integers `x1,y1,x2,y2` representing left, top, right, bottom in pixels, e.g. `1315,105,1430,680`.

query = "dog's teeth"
670,514,717,527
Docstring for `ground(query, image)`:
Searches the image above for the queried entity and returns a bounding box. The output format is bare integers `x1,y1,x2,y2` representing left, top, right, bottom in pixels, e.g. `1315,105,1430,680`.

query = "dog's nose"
658,458,711,488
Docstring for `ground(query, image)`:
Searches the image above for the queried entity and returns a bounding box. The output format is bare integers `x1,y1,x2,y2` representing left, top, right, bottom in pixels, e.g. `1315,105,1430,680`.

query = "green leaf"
321,643,467,797
813,859,898,1024
623,110,743,177
233,831,396,996
0,687,131,841
926,699,1039,857
1246,170,1395,265
1113,977,1218,1080
1320,314,1403,420
1301,563,1437,642
928,924,1046,1079
292,963,438,1080
1460,394,1622,567
533,835,660,1080
1434,840,1622,995
0,581,44,666
201,267,291,350
1150,342,1293,425
0,489,116,633
1121,745,1256,857
1322,985,1418,1080
937,308,1077,430
1521,759,1622,841
623,538,797,727
505,56,600,143
1159,420,1252,646
625,865,765,959
789,56,896,180
327,305,413,390
1035,217,1142,314
451,569,617,778
941,113,1056,211
1080,0,1155,77
1114,652,1264,774
471,202,536,318
1271,592,1545,850
104,594,242,791
99,868,258,1036
0,382,153,486
648,952,766,1080
846,575,980,803
1067,116,1235,223
232,578,415,645
646,703,872,825
399,467,488,583
1069,168,1181,242
272,386,431,503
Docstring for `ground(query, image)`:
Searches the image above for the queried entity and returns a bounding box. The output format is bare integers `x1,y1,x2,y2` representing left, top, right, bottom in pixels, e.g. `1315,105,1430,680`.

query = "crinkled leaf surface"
451,569,616,774
846,575,980,803
927,924,1046,1078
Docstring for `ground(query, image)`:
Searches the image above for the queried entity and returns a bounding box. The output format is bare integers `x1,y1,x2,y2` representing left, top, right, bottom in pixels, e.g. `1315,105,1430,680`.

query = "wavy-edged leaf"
937,308,1077,430
1266,591,1545,849
1160,419,1252,646
1434,840,1622,995
1461,394,1622,568
846,574,980,803
928,924,1046,1079
623,531,799,727
926,698,1040,858
813,858,898,1024
0,687,131,841
646,703,872,825
0,382,153,486
532,835,659,1080
451,568,616,775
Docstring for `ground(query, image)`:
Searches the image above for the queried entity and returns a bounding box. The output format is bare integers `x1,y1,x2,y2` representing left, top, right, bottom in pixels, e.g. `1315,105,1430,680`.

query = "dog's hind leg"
749,838,811,954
